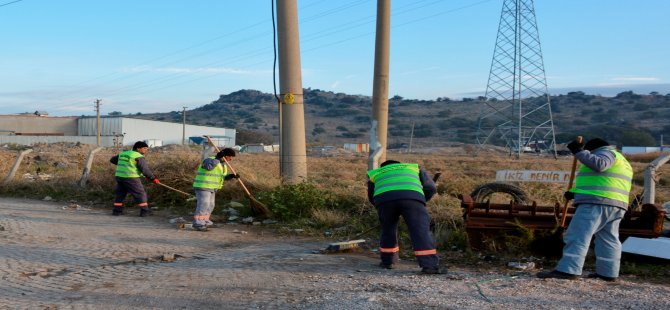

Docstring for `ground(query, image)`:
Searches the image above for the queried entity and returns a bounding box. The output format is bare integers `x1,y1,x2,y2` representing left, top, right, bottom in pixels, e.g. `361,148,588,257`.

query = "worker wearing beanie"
191,148,239,231
367,160,442,274
538,138,633,282
110,141,160,217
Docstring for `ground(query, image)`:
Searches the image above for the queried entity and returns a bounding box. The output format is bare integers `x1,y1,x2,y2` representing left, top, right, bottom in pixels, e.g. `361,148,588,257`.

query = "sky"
1,0,669,116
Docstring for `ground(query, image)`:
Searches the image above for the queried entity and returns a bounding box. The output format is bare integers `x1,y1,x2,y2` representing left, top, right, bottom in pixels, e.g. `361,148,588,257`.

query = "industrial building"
0,115,235,147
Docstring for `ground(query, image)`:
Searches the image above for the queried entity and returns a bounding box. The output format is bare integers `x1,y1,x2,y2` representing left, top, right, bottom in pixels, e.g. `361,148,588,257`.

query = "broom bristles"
250,196,272,218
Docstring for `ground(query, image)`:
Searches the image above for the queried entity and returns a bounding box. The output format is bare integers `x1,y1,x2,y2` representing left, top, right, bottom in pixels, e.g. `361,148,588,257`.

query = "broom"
204,136,272,218
156,182,196,202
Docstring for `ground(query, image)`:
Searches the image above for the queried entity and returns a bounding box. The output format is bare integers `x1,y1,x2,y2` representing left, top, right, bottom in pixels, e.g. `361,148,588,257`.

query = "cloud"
330,81,340,89
610,77,659,82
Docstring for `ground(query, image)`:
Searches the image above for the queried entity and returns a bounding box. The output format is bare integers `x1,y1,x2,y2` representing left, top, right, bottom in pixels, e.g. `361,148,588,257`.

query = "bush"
257,182,328,220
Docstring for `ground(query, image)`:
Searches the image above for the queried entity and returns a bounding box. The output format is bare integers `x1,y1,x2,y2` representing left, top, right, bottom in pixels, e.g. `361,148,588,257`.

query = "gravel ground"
1,197,669,309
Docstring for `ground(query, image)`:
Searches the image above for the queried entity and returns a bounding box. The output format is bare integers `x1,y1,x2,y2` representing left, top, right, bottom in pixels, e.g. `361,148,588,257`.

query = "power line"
18,0,494,113
0,0,23,8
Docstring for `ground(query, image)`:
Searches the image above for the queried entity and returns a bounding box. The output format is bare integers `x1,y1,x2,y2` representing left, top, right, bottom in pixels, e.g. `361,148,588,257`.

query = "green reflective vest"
115,150,144,178
571,150,633,204
367,163,424,197
192,157,227,190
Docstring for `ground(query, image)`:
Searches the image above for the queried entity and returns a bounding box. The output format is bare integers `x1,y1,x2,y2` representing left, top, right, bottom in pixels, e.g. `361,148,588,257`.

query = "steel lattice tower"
477,0,556,157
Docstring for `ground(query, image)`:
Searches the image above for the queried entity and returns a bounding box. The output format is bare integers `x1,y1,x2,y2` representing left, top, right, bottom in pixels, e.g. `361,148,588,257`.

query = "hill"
130,89,670,148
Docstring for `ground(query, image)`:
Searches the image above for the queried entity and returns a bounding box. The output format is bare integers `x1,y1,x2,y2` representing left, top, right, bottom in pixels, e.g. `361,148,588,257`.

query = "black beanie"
380,160,400,167
133,141,149,150
216,148,236,159
584,138,609,151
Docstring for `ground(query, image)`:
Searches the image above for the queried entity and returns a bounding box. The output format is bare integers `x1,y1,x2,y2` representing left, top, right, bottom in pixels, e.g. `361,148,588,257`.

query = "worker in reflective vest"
538,138,633,282
110,141,160,217
367,160,441,274
191,148,239,231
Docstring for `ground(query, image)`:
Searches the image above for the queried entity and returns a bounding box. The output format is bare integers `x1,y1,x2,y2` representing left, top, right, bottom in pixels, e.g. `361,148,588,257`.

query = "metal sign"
495,170,571,183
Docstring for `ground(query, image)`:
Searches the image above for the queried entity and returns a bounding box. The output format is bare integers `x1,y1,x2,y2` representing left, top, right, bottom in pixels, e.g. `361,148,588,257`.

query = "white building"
78,117,235,147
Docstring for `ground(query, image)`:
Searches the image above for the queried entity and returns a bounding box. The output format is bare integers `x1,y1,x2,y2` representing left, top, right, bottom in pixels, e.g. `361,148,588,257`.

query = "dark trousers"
376,199,439,268
114,177,148,207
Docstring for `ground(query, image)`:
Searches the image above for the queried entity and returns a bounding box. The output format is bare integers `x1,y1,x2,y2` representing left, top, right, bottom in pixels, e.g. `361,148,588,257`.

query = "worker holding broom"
110,141,160,217
367,160,442,274
191,148,239,232
537,138,633,282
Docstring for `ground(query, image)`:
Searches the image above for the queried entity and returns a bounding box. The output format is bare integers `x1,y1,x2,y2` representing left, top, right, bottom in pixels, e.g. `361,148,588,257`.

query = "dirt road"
1,198,669,309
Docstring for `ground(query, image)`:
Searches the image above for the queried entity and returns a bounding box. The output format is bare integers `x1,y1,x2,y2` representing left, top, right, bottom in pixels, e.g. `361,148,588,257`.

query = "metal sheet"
622,237,670,260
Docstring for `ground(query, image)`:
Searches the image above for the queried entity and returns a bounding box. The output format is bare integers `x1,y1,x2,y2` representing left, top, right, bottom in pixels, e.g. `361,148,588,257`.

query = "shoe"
379,262,394,269
587,273,618,282
421,267,444,274
193,225,209,232
536,270,578,280
205,223,218,228
139,208,153,217
112,207,124,216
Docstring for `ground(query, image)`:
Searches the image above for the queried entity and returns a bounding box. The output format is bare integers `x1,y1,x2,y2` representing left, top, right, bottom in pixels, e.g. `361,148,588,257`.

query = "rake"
204,136,272,218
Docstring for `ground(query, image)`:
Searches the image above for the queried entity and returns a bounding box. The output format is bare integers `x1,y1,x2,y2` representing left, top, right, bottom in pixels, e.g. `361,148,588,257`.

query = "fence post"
2,149,33,186
78,147,103,188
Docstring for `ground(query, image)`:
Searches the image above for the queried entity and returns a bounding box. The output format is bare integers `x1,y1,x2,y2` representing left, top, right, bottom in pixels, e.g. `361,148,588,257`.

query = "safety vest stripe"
575,185,630,195
375,173,420,183
113,202,123,206
195,180,221,185
137,202,148,207
577,172,632,182
196,172,223,177
379,246,400,253
414,249,437,256
375,182,423,192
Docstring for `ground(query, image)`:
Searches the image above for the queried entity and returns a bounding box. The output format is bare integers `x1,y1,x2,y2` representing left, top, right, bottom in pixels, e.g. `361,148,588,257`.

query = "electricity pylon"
477,0,557,158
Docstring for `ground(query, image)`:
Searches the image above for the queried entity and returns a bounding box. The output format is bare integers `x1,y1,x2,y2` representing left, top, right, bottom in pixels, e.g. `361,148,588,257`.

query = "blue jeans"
556,204,626,278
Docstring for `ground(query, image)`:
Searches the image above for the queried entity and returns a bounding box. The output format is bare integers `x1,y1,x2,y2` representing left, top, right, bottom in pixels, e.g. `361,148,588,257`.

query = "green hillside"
129,89,670,148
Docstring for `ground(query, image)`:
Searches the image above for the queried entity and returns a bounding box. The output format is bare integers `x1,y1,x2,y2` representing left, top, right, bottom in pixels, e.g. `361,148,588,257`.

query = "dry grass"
1,144,668,254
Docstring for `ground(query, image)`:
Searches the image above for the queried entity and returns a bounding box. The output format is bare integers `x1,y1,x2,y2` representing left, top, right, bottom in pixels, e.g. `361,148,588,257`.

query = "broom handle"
157,182,193,197
560,136,582,227
204,136,254,198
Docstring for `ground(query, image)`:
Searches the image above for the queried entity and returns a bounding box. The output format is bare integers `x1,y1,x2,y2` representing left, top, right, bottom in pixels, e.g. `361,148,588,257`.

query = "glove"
563,191,575,201
152,178,160,184
224,174,240,180
567,139,584,154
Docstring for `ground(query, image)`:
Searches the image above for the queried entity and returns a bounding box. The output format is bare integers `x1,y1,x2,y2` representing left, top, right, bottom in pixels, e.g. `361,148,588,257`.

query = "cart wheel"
470,182,528,204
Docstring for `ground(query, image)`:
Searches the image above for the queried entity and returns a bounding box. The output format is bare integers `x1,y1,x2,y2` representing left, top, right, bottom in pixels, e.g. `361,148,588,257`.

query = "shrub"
257,182,328,220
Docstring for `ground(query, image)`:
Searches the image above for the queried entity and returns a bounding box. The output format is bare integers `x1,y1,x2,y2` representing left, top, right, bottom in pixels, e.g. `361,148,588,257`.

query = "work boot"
536,270,578,280
112,207,124,216
587,273,618,282
421,267,444,274
193,225,209,232
139,208,153,217
379,262,394,269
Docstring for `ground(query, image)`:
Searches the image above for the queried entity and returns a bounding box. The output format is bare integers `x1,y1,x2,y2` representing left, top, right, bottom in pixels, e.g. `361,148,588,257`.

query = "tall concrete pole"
95,99,101,146
369,0,391,169
277,0,307,184
182,107,187,145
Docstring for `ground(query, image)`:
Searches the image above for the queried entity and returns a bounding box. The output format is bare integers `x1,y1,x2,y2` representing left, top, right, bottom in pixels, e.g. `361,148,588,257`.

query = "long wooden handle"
560,136,583,227
157,182,193,197
204,136,253,197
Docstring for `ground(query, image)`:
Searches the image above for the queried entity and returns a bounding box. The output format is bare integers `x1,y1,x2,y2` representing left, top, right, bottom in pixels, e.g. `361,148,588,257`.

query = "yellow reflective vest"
367,163,424,197
571,150,633,205
114,150,144,178
192,157,227,190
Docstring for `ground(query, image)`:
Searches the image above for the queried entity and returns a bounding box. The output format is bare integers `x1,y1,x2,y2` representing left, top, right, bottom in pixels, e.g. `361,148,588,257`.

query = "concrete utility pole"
95,99,101,146
276,0,307,184
369,0,391,169
182,107,187,145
